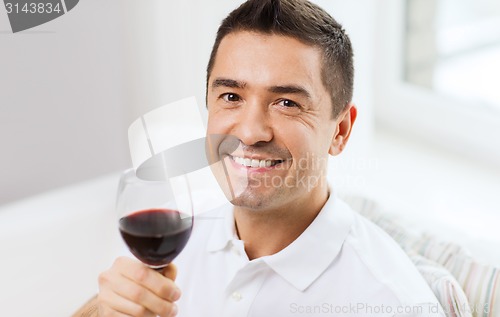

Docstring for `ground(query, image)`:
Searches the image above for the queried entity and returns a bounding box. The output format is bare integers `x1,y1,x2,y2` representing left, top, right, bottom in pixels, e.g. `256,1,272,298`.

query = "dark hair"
206,0,354,118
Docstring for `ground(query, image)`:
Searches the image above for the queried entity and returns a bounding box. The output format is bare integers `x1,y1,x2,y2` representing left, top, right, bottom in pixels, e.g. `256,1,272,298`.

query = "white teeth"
251,159,259,168
232,156,278,168
236,157,244,165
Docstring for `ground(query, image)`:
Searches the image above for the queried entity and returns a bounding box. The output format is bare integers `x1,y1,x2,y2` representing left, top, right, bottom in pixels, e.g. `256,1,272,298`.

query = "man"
75,0,444,316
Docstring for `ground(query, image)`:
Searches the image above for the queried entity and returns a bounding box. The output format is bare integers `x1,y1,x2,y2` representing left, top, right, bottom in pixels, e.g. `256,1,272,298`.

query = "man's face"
206,31,340,211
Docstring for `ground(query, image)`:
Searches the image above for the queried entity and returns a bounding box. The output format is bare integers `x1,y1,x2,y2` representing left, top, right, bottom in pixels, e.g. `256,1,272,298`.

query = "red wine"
119,208,192,267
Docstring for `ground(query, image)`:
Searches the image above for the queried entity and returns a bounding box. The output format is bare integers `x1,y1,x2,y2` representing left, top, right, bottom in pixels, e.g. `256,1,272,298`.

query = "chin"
230,198,264,210
229,186,285,212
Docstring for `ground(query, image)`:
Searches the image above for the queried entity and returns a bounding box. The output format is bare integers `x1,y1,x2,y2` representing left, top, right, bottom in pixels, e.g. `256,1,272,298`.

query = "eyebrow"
211,78,246,90
211,78,311,100
268,85,311,99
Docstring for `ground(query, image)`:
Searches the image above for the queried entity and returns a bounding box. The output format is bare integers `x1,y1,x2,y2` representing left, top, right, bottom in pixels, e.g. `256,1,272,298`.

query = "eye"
277,99,299,108
221,93,241,102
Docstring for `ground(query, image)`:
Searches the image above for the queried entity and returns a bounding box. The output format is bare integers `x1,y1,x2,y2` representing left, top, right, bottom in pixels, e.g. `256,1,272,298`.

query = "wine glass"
116,168,193,271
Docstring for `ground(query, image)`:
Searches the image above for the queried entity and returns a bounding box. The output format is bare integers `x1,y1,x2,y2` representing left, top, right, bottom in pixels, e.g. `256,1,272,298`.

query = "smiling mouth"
229,156,285,168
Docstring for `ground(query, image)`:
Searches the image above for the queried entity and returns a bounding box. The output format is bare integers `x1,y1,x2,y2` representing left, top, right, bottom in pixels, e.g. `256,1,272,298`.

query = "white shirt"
174,194,445,317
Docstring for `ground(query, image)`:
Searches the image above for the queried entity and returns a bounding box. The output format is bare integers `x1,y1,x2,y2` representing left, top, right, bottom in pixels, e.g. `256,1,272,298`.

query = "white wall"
119,0,234,123
0,0,130,205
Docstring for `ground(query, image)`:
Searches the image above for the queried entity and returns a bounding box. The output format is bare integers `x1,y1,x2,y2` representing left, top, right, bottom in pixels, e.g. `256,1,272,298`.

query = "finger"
161,263,177,281
114,257,181,301
99,305,136,317
99,288,155,317
109,271,177,317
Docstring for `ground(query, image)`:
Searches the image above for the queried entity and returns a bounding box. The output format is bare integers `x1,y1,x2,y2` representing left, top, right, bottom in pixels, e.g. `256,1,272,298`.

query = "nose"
234,102,273,146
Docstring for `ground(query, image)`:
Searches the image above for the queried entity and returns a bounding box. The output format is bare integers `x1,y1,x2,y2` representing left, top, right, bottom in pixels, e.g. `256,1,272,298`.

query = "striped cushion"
342,194,499,317
409,252,473,317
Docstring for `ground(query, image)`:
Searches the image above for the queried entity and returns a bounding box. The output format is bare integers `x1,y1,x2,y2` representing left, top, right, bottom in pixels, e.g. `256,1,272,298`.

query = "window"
374,0,500,167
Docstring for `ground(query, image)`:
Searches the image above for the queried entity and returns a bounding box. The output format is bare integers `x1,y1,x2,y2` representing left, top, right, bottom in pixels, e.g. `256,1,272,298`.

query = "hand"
97,257,180,317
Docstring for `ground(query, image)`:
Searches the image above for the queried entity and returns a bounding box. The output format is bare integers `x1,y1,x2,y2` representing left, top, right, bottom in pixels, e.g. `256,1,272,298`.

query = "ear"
329,103,357,156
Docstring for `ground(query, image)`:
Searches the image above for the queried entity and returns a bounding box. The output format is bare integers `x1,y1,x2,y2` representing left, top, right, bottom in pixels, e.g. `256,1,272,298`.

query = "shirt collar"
205,192,354,291
262,193,354,291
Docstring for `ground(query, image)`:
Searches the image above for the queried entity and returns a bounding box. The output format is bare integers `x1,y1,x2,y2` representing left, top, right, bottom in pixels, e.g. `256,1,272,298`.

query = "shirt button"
231,291,242,301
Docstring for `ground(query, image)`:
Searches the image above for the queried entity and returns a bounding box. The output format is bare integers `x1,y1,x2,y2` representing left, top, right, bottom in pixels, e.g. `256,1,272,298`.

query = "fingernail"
171,303,178,316
170,287,181,301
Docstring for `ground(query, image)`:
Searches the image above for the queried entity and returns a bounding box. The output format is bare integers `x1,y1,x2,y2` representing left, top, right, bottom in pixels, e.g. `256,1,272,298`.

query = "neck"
234,185,329,260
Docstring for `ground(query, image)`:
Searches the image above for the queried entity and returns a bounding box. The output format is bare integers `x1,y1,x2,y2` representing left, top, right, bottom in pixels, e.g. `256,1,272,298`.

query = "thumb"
161,263,177,281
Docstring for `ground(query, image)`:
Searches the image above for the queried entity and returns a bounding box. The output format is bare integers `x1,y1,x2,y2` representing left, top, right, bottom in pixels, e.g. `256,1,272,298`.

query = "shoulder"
335,198,440,306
